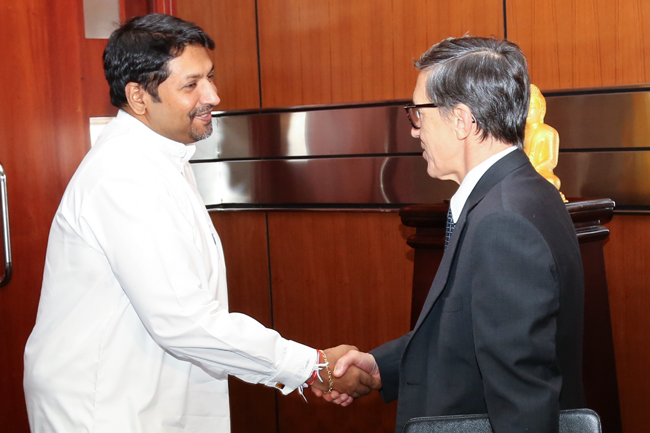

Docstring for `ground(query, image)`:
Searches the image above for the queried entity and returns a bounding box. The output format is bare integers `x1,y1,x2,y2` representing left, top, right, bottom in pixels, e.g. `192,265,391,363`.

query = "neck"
458,138,513,183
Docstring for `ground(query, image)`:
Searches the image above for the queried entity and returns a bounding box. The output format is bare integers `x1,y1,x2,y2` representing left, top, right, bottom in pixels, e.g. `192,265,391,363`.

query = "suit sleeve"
370,331,412,403
470,212,561,433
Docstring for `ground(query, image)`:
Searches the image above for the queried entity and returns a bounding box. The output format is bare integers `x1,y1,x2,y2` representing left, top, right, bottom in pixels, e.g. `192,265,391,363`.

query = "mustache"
189,105,214,120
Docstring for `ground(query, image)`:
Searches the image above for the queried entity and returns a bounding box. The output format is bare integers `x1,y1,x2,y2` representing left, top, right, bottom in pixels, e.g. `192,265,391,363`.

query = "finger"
331,393,351,405
349,385,371,399
356,369,376,388
354,367,381,390
339,395,354,407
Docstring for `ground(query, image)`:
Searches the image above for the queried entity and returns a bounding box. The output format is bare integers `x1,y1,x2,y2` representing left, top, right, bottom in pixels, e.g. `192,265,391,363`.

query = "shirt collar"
449,145,517,223
116,110,196,166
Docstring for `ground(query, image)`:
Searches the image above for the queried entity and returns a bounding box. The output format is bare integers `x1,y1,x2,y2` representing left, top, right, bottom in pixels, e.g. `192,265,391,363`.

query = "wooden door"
0,0,89,430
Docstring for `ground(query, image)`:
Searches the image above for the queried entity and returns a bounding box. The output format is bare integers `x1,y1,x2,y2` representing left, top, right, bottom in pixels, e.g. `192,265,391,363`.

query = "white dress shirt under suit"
24,110,316,433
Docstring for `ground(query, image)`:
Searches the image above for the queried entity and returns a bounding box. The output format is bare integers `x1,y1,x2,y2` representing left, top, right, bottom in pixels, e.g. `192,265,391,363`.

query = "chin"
190,126,213,142
426,162,438,179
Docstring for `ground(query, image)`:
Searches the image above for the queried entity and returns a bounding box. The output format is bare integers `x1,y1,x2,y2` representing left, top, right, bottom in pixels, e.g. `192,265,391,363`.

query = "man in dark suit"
316,36,585,433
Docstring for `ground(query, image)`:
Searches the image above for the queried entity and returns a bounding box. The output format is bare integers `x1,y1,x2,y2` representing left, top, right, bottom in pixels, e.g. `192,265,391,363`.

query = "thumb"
333,350,359,377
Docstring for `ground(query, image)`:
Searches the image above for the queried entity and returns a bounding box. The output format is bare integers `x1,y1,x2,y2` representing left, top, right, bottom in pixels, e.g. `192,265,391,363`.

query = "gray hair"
415,36,530,148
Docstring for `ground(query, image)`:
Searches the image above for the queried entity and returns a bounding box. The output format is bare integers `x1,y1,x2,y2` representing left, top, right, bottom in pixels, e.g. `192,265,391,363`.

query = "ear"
452,103,475,141
124,82,147,115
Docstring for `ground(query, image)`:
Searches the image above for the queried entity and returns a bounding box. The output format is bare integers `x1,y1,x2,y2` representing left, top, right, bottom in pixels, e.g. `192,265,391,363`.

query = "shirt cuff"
267,341,318,395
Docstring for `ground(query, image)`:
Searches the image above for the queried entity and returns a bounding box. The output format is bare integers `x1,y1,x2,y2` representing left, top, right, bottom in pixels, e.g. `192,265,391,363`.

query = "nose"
201,81,220,107
411,127,420,139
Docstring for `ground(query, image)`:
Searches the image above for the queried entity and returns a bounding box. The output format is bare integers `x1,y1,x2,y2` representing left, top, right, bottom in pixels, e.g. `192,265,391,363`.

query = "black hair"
415,36,530,147
103,14,215,108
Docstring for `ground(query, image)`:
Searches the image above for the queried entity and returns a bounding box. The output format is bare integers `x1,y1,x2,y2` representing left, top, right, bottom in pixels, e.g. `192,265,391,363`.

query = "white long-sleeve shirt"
24,110,317,433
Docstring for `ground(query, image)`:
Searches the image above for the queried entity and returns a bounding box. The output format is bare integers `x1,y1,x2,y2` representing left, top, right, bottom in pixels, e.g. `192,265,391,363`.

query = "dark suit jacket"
372,149,585,433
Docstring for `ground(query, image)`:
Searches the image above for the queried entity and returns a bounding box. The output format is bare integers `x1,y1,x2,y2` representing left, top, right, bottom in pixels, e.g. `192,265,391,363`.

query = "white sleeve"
80,170,316,394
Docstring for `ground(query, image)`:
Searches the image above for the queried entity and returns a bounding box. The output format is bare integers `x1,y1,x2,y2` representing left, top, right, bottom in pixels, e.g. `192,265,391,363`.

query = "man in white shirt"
23,14,377,433
318,37,586,433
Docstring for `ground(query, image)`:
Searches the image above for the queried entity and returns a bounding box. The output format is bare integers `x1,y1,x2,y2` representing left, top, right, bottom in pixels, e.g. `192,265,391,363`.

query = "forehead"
166,45,213,79
413,71,430,103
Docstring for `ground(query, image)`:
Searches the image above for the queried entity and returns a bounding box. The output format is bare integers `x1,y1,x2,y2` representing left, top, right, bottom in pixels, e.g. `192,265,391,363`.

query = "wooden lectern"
399,198,621,433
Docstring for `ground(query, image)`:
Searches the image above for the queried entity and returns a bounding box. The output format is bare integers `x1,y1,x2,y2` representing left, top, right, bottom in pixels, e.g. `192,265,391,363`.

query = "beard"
189,105,214,142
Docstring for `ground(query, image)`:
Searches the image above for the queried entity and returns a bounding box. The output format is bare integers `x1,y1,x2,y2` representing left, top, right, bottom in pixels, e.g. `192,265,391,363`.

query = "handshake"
308,345,381,406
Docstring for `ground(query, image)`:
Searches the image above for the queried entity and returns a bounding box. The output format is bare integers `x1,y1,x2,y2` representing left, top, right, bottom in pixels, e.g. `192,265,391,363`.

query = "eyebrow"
183,66,215,81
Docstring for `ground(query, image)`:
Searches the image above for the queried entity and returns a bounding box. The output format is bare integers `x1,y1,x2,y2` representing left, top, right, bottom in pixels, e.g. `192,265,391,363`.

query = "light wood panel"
508,0,650,90
210,211,277,433
267,211,415,432
258,0,504,107
603,215,650,433
176,0,261,110
0,0,89,430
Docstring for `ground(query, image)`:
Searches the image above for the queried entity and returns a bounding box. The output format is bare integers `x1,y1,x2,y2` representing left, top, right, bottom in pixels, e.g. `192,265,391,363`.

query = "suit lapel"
412,149,530,331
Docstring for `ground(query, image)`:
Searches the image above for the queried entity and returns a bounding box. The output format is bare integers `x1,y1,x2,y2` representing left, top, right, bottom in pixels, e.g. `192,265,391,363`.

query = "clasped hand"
309,345,381,406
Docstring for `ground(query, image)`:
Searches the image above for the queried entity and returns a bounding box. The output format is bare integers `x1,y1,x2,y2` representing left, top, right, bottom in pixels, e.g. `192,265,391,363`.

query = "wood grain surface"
604,215,650,433
176,0,261,110
0,0,89,430
508,0,650,90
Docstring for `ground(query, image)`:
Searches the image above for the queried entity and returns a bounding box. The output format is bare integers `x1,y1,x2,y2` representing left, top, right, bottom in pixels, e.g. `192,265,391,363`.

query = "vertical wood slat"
176,0,261,110
507,0,650,90
257,0,504,108
604,215,650,433
267,212,415,432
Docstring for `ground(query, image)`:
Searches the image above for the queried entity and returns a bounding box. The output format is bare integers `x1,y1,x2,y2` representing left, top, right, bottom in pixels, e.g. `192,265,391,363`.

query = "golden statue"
524,84,566,201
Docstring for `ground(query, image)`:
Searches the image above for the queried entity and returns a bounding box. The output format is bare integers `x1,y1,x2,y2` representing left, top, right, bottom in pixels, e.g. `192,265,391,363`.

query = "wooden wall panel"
267,211,415,432
258,0,504,108
209,211,277,433
82,39,117,119
0,0,89,430
508,0,650,90
176,0,260,110
123,0,151,20
603,215,650,433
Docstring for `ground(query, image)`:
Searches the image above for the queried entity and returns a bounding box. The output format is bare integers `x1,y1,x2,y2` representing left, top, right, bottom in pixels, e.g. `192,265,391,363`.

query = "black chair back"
403,408,601,433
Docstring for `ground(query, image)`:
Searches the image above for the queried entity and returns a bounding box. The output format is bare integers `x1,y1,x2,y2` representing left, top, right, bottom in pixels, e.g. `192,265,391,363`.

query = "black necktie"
445,208,455,250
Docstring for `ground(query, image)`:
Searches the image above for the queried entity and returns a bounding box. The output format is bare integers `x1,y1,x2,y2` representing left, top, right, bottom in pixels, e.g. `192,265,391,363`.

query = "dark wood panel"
508,0,650,90
258,0,503,108
209,211,277,433
267,211,415,432
0,0,89,430
603,215,650,433
176,0,261,110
